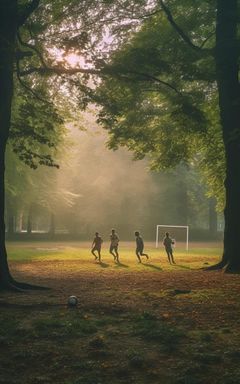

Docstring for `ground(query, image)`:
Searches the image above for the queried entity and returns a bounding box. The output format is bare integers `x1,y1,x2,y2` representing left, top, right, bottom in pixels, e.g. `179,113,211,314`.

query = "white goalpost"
156,225,189,250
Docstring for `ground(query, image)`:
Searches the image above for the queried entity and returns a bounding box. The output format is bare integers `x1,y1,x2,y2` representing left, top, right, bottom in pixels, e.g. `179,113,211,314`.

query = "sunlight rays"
50,48,91,69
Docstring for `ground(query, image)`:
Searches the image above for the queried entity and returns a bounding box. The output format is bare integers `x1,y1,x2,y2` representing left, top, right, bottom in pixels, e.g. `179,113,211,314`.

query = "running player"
135,231,149,263
109,228,120,263
91,232,103,262
163,232,175,264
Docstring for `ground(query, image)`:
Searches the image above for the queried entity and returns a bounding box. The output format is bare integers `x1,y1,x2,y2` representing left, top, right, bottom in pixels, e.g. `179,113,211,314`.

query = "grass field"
1,241,240,384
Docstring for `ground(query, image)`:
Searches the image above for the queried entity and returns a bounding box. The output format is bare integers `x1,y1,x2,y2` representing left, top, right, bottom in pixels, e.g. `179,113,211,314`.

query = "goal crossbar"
156,225,189,250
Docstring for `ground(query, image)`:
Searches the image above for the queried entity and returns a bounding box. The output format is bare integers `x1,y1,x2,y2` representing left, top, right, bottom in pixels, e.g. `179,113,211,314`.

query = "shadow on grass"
99,262,109,268
174,264,192,270
114,262,129,268
142,263,162,271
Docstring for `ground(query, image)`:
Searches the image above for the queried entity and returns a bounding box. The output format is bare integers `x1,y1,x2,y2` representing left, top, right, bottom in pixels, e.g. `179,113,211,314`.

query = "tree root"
204,259,240,274
0,279,50,292
11,280,50,291
0,281,25,292
225,264,240,274
203,260,227,271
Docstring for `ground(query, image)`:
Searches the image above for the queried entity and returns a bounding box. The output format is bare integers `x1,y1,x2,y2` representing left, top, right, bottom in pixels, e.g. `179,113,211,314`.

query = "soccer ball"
68,295,78,307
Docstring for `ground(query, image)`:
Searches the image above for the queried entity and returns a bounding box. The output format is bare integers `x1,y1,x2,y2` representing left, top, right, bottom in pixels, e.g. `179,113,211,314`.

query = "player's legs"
110,245,116,260
166,249,172,264
114,246,119,263
140,247,149,259
97,248,101,262
136,249,141,263
91,247,98,260
170,250,175,264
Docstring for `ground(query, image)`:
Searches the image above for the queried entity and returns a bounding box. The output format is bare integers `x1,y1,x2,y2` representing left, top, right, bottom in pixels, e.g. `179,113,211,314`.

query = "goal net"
156,225,189,250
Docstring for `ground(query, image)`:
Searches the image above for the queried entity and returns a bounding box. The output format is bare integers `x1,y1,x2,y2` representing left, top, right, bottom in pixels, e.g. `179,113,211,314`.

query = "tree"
94,2,220,192
214,0,240,272
155,0,240,271
94,0,240,271
0,0,74,289
0,0,239,291
0,0,154,289
154,0,240,272
0,1,66,288
0,0,27,290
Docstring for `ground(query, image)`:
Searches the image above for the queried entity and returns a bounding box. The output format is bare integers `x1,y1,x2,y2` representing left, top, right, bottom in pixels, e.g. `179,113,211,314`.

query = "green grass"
132,311,184,351
6,241,222,271
1,241,239,384
1,306,239,384
32,314,98,338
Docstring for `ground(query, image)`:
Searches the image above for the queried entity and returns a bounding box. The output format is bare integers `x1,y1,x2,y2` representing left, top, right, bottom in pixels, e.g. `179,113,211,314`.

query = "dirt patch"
1,257,240,384
2,259,240,331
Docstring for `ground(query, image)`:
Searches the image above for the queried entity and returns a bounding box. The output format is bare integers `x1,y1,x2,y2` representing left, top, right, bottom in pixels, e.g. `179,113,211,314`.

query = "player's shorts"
92,246,101,252
136,246,144,254
110,244,118,252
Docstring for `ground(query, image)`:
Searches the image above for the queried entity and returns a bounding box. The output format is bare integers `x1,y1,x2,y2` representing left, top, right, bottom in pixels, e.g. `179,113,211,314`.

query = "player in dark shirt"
91,232,103,262
135,231,149,263
109,228,120,263
163,232,175,264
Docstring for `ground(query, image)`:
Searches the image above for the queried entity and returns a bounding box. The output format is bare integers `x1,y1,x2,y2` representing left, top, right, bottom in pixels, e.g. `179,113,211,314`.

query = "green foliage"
196,98,225,211
13,0,158,168
10,80,66,169
94,1,225,209
4,0,225,235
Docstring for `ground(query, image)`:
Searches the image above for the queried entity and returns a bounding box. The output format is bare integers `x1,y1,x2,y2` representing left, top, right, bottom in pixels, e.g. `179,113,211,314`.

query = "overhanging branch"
200,31,215,48
19,65,101,77
18,0,41,27
16,59,51,104
17,32,48,68
126,70,183,96
19,64,182,96
159,0,214,55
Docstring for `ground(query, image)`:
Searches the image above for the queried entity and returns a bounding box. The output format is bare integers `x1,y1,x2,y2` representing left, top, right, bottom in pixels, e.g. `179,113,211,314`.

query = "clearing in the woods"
1,241,240,384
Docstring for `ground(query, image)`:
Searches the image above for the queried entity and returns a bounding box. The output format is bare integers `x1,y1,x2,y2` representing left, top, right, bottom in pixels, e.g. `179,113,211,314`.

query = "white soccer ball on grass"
68,295,78,307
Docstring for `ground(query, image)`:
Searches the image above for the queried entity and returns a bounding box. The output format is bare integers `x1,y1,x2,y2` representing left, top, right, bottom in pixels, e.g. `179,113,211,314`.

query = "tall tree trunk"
0,1,18,288
0,142,14,287
27,206,33,235
0,1,47,290
8,214,15,238
16,210,23,233
216,0,240,272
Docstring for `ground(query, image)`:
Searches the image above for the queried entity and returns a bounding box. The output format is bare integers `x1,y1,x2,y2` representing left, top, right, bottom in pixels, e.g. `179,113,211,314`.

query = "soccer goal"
156,225,189,250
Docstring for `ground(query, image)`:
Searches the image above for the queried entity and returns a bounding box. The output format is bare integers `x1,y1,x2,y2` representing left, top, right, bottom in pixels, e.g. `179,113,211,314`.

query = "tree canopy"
0,0,240,290
92,4,225,209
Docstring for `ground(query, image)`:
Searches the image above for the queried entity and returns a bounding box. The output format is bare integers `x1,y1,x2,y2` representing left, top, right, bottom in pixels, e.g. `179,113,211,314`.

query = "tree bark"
215,0,240,272
8,214,15,238
16,211,23,233
0,1,18,288
0,2,50,290
27,206,33,235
